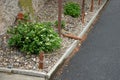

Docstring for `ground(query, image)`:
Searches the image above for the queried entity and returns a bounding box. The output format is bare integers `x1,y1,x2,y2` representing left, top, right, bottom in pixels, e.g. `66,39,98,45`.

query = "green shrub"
8,22,61,54
64,2,81,18
54,20,65,28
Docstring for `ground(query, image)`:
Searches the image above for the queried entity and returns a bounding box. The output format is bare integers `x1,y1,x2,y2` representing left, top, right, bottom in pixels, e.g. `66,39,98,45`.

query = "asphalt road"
53,0,120,80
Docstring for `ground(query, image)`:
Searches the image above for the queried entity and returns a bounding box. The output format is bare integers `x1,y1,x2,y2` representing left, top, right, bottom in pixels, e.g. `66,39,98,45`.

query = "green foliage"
23,13,30,21
64,2,81,18
8,22,61,54
54,20,65,28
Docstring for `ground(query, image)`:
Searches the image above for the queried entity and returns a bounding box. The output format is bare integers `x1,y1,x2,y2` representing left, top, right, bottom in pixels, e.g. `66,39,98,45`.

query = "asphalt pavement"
53,0,120,80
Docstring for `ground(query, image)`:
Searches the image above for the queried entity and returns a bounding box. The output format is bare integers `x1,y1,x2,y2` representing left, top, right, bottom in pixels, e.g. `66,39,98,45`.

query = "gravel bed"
0,0,106,73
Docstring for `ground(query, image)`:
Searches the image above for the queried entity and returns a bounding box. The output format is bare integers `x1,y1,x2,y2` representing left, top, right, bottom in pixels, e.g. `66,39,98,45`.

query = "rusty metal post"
39,52,44,69
98,0,101,5
58,0,62,36
17,13,24,20
90,0,94,12
81,0,85,24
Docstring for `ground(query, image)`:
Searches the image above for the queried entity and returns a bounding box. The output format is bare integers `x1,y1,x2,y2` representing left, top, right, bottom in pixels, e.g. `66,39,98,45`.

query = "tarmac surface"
0,0,120,80
53,0,120,80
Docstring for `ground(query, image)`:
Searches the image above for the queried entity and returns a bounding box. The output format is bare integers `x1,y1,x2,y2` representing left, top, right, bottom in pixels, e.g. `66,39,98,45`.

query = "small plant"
8,22,61,54
16,13,30,24
64,2,81,18
23,13,31,21
54,20,65,28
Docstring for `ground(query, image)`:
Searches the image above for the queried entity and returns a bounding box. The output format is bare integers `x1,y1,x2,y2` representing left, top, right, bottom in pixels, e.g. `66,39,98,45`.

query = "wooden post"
98,0,101,5
81,0,85,24
62,33,82,41
39,52,44,69
90,0,94,12
58,0,62,36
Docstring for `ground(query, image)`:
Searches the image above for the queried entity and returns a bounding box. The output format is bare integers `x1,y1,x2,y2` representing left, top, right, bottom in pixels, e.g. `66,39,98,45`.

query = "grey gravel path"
53,0,120,80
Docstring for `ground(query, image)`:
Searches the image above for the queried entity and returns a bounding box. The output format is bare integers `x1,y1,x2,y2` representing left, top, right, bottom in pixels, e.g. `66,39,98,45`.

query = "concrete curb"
46,0,108,79
0,67,46,77
46,40,79,79
79,1,107,38
0,0,108,80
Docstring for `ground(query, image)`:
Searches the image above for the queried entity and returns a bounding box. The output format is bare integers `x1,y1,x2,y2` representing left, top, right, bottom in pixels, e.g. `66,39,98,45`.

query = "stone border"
0,0,108,80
